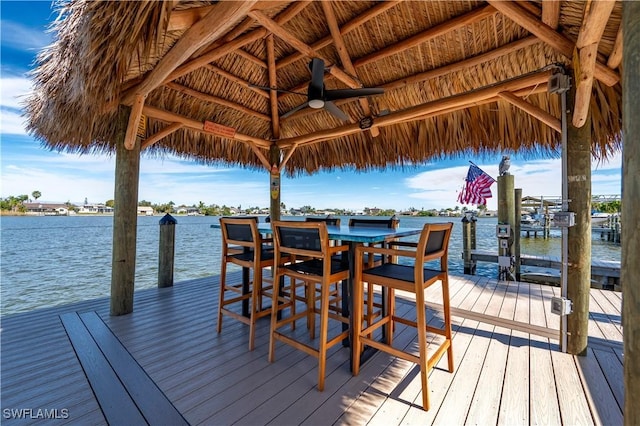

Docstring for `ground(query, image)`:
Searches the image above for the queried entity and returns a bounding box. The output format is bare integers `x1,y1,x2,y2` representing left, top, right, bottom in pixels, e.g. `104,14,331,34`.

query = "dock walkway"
1,272,623,425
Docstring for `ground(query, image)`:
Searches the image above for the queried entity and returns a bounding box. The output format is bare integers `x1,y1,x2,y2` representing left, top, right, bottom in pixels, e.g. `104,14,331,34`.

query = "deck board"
1,273,623,426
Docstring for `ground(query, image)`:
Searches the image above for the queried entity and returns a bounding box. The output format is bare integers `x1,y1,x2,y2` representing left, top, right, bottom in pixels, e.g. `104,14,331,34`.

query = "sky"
0,1,622,212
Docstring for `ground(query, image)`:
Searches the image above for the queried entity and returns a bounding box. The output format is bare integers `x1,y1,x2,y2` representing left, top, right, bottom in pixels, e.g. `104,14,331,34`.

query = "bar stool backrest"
272,221,330,259
415,222,453,271
305,217,341,226
219,217,261,250
348,217,399,229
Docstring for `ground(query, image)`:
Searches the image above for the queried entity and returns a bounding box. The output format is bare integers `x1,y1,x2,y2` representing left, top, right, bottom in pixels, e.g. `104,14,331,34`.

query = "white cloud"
0,19,53,52
1,77,33,109
0,108,28,135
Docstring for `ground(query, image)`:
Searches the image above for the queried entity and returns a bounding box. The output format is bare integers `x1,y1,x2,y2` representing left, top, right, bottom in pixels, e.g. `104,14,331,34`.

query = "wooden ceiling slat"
122,1,258,106
204,64,269,99
487,0,619,87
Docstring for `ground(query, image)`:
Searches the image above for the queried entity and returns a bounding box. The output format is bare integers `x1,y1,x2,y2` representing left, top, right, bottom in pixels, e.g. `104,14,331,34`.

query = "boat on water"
520,214,539,226
592,212,611,226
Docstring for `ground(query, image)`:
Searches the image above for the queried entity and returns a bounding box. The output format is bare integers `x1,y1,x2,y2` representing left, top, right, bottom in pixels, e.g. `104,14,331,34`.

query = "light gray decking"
1,272,623,425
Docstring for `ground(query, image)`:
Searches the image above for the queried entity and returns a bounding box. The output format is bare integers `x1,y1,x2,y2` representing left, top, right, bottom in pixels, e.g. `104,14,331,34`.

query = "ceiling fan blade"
281,101,310,119
308,58,325,102
324,101,350,122
324,88,385,101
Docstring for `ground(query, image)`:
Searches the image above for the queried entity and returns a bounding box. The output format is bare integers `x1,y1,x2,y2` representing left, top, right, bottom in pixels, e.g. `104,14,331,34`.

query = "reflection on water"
0,215,620,315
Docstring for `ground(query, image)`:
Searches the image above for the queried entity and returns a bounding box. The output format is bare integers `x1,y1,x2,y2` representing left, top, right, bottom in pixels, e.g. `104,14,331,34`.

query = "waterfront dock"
1,271,623,425
469,250,621,289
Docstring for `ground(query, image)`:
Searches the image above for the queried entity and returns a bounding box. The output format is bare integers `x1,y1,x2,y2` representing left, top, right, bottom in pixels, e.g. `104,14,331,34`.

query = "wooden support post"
462,214,476,275
497,174,515,280
623,2,640,424
111,106,141,316
158,214,177,288
566,69,592,356
269,145,281,222
514,188,522,280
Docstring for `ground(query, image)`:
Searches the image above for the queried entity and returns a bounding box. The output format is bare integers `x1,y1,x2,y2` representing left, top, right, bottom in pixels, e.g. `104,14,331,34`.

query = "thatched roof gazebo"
24,1,639,422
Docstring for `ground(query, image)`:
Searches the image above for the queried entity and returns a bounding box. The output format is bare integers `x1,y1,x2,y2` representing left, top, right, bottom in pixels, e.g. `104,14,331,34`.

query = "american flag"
457,163,495,205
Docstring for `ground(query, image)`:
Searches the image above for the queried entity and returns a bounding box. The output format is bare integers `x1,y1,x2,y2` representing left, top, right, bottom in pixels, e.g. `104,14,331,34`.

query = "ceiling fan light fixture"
308,99,324,109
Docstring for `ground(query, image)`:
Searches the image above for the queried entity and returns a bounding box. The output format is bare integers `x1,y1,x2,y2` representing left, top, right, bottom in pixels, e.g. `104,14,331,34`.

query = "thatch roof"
25,0,623,176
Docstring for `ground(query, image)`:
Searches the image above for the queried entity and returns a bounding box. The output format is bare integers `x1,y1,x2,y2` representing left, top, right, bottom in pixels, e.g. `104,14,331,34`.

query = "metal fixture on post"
548,69,572,352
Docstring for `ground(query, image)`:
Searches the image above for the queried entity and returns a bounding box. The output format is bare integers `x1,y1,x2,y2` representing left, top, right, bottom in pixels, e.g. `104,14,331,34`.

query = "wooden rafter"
165,82,269,121
278,146,297,173
122,1,257,106
162,2,311,87
282,36,540,122
124,94,146,150
167,6,215,32
266,34,280,140
498,91,561,132
572,0,616,128
321,1,379,138
141,122,183,150
277,1,401,70
541,0,561,29
487,0,619,87
607,26,623,69
277,71,552,148
142,105,271,148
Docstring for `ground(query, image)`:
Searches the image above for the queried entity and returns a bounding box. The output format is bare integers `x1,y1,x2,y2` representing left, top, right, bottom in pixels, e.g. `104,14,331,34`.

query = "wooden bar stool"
218,217,289,351
269,221,350,391
352,222,454,411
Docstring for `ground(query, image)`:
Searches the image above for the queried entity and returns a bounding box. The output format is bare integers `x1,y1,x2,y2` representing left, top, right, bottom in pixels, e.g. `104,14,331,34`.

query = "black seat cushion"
284,258,349,276
230,248,275,262
365,263,442,283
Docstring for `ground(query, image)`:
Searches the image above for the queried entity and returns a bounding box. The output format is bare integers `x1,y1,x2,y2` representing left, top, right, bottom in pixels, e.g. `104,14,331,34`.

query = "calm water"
0,215,621,315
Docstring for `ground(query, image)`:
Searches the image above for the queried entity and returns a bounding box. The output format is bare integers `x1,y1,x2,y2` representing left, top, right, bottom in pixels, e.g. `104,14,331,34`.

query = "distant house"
23,202,69,216
137,206,154,216
78,203,113,214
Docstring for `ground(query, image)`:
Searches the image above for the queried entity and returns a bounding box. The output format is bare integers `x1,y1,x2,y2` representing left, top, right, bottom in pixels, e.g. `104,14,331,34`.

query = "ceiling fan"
253,58,385,121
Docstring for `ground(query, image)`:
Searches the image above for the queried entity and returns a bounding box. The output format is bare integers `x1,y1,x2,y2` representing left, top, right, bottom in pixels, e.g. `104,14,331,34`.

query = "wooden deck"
1,272,623,425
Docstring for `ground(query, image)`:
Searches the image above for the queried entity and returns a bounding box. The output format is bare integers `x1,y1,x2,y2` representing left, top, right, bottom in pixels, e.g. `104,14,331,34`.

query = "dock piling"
158,214,177,288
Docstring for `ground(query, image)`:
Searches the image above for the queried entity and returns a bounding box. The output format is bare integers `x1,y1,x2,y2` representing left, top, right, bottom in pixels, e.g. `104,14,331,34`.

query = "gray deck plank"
1,273,624,426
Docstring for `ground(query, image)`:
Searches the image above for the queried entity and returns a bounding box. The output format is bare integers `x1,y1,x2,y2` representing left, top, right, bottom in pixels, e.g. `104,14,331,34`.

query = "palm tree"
32,190,41,201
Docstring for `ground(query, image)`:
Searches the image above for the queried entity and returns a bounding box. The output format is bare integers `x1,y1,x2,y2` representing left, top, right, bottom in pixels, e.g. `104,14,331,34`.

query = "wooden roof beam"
498,91,561,132
541,0,561,29
487,0,619,87
124,94,146,150
277,1,402,70
572,0,616,128
607,25,623,69
165,82,270,121
281,36,540,123
321,1,379,138
142,105,271,148
141,122,183,150
121,1,258,106
277,70,553,148
266,35,280,140
163,1,311,86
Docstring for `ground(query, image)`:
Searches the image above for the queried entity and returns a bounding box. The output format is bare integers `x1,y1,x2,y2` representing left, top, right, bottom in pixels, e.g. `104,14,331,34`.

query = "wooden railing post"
158,214,177,288
514,188,522,280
